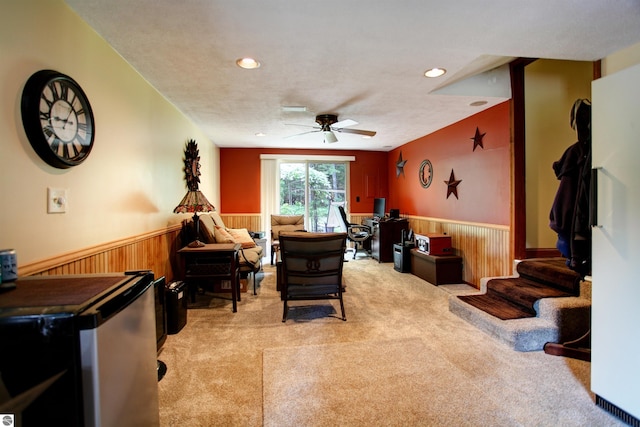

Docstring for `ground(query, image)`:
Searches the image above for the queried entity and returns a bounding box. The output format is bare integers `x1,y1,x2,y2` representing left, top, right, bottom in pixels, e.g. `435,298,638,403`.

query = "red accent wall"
219,148,388,214
388,101,511,225
220,101,510,225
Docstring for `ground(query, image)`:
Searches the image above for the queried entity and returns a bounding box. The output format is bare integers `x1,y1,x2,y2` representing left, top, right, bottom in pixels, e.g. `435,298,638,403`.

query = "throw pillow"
214,226,236,244
227,228,257,249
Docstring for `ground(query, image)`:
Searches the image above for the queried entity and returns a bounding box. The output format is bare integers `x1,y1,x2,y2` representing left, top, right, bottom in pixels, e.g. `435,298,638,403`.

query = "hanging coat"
549,99,592,277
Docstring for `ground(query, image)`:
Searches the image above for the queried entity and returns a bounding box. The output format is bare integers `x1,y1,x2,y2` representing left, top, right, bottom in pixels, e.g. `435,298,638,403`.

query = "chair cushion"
228,228,257,249
271,215,305,239
238,246,262,268
198,213,216,243
210,211,226,228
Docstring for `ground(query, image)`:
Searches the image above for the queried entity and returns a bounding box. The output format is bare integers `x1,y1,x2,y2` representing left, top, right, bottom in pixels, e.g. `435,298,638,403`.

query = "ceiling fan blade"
284,123,320,129
332,119,358,129
335,128,377,137
284,129,321,139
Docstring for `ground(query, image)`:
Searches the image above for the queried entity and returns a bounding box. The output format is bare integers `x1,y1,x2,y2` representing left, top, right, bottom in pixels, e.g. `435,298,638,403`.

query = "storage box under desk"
410,249,462,285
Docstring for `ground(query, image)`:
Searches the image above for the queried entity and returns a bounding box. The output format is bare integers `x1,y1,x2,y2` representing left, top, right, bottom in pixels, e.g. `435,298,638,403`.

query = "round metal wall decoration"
419,159,433,188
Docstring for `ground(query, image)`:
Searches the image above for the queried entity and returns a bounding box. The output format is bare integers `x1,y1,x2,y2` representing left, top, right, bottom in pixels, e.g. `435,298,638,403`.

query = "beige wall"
523,44,640,252
0,0,218,266
524,60,592,250
602,41,640,76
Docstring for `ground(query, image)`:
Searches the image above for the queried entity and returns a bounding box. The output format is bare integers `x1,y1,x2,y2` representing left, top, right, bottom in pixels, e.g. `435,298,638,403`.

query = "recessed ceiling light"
236,57,261,69
470,100,488,107
424,68,446,78
255,132,266,137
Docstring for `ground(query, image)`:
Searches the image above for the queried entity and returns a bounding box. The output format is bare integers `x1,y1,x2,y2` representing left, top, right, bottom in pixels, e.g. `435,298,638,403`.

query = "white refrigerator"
591,62,640,422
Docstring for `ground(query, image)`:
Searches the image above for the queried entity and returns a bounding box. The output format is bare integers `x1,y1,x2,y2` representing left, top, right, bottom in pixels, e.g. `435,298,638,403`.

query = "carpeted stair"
449,258,591,351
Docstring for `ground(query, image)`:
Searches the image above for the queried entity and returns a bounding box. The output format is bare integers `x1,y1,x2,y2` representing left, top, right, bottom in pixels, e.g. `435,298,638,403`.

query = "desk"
363,218,409,262
178,243,241,312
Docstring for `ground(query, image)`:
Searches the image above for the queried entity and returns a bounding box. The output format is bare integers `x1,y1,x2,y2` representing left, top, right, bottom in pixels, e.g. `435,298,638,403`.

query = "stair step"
449,274,592,352
449,295,559,351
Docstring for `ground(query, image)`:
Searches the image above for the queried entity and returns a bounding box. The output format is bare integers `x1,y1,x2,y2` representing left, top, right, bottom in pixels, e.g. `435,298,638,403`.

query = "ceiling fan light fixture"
424,67,446,78
323,131,338,143
236,57,261,69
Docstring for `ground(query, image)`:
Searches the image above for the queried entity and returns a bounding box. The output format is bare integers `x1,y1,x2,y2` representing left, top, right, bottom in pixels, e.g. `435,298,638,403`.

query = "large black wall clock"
419,159,433,188
21,70,95,169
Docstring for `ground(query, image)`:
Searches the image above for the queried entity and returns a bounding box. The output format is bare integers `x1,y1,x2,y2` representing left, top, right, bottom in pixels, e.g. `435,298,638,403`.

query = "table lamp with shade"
174,139,215,248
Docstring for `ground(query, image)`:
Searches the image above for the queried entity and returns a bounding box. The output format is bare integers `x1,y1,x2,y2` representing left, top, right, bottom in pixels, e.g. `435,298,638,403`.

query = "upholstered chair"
270,214,305,264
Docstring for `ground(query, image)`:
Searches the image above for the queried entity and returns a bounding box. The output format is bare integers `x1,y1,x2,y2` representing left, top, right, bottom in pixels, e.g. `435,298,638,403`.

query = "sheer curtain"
261,158,278,257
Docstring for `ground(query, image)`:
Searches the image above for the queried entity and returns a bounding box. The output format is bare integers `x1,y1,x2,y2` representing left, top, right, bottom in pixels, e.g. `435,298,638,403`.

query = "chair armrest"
349,224,371,234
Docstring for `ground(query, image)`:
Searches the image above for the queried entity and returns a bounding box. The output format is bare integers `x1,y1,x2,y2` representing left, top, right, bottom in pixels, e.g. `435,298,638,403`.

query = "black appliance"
0,272,160,426
166,280,188,334
393,243,414,273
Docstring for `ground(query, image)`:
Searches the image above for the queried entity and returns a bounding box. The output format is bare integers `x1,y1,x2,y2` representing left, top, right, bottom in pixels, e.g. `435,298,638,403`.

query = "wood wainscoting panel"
349,214,370,228
18,225,183,281
407,217,511,288
220,214,262,232
343,214,510,287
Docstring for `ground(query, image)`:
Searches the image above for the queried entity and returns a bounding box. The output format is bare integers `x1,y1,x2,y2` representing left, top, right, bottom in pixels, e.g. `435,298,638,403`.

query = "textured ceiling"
65,0,640,151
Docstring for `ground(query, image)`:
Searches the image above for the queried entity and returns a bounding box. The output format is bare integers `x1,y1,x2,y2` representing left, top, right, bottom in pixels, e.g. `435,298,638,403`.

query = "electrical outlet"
48,188,68,213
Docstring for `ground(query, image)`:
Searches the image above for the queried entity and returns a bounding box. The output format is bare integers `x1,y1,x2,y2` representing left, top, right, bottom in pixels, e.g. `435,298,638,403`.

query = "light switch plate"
48,188,68,213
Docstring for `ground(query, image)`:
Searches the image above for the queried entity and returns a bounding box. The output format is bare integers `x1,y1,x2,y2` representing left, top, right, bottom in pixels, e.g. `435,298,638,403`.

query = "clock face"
419,159,433,188
21,70,95,169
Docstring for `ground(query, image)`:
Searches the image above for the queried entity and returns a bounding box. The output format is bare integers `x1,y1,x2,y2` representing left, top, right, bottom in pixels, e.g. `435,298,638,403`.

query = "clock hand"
61,107,75,129
52,116,73,128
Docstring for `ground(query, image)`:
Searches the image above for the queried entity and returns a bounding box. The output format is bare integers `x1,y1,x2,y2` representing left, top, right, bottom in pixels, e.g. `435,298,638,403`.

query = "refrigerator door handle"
590,167,603,228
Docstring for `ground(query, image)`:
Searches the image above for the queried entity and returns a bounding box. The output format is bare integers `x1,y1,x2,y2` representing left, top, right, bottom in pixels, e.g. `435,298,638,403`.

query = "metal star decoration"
471,127,486,151
444,169,462,199
396,151,407,178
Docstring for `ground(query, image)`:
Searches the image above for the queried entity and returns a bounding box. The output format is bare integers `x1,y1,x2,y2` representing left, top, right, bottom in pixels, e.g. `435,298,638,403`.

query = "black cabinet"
364,218,409,263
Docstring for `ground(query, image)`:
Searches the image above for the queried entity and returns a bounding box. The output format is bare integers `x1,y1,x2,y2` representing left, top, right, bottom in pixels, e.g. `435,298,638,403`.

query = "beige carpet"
263,338,517,426
158,256,625,426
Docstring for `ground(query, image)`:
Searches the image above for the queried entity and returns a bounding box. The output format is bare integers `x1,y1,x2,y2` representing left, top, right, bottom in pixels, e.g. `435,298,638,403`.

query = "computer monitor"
373,198,386,219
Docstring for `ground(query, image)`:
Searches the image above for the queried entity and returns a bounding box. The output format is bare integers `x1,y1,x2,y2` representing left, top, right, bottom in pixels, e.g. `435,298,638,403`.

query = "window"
279,161,347,232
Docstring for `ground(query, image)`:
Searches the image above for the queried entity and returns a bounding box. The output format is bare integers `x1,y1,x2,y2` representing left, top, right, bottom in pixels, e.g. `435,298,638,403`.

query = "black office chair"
337,206,372,259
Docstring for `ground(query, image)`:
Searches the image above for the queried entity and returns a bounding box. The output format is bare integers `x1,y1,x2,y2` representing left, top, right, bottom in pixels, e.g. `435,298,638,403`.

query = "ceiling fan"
285,114,376,143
